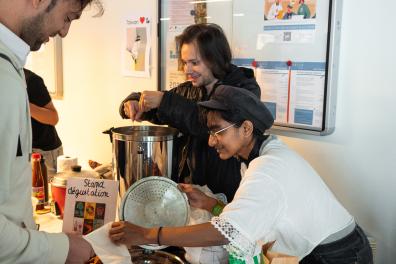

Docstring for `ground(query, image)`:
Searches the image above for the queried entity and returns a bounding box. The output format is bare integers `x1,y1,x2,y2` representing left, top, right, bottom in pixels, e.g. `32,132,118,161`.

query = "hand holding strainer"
117,176,190,250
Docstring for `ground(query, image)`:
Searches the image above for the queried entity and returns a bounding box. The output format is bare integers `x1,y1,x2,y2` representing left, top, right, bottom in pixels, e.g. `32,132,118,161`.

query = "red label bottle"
32,153,45,210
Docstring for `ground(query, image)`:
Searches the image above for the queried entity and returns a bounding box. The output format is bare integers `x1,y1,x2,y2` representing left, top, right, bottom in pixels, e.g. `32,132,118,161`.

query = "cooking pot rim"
112,125,179,141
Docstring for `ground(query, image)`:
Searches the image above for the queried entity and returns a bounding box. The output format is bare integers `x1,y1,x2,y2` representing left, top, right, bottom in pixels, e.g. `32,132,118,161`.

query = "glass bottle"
40,156,49,204
32,153,45,210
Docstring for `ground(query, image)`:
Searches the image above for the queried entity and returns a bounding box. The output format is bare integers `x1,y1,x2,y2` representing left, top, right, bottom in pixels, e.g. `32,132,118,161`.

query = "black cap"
199,85,274,133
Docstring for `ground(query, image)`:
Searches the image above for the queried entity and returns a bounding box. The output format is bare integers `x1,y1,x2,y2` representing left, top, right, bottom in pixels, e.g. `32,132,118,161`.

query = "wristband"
211,200,225,216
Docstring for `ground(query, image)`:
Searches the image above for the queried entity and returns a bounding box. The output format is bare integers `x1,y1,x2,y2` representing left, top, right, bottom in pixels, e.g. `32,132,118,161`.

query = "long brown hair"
177,23,232,80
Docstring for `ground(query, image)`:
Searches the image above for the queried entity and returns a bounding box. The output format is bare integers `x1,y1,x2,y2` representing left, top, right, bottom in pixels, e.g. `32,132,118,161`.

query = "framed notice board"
159,0,343,135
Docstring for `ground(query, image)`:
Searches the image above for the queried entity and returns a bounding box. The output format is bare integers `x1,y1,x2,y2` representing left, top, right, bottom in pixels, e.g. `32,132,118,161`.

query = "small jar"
51,173,68,218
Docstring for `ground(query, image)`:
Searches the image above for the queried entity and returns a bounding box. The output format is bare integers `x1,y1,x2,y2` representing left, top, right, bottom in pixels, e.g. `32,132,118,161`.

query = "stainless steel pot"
111,126,179,199
129,249,185,264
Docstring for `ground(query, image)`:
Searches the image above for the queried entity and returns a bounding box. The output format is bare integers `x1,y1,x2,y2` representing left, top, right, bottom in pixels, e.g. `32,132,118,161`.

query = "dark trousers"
300,225,373,264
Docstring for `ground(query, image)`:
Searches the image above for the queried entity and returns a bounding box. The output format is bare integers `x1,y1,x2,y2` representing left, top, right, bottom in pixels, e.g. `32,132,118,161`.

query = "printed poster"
62,178,119,235
168,0,207,30
262,0,317,44
256,61,325,128
123,15,151,77
165,28,186,90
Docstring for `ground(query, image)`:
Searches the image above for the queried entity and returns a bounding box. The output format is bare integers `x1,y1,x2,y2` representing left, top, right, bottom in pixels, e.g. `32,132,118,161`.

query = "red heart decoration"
139,17,145,23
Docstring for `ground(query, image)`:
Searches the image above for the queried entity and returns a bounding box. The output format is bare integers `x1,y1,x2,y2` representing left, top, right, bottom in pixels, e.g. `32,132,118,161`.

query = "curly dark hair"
46,0,104,16
176,23,232,80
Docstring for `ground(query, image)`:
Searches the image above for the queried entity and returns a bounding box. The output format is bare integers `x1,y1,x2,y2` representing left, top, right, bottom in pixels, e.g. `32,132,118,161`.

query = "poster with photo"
123,15,151,77
164,28,186,90
168,0,207,29
62,178,119,235
263,0,317,43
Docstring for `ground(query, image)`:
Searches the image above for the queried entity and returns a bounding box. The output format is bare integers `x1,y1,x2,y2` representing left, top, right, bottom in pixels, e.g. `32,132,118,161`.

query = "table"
35,212,63,233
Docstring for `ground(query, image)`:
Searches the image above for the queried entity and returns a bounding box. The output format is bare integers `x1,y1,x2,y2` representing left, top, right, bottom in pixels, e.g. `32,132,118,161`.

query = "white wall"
53,0,396,262
54,0,158,164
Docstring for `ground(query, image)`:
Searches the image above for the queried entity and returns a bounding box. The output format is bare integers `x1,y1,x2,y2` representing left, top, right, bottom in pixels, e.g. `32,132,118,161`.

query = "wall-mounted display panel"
159,0,343,135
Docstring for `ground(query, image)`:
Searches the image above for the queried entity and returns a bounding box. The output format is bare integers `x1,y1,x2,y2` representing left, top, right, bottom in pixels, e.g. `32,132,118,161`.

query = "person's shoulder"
257,136,291,159
0,47,25,89
0,69,24,107
170,81,193,93
23,68,43,83
239,67,255,79
168,81,204,100
0,62,22,89
23,68,34,78
223,64,261,96
174,81,193,89
265,135,289,150
228,64,255,79
259,136,309,169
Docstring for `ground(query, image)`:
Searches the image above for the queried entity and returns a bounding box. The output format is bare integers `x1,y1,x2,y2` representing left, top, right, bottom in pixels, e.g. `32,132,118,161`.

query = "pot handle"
102,127,114,143
136,145,144,181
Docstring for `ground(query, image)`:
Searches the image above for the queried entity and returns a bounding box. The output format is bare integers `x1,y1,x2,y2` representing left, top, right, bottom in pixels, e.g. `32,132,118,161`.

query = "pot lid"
51,173,69,187
119,176,189,250
51,170,100,187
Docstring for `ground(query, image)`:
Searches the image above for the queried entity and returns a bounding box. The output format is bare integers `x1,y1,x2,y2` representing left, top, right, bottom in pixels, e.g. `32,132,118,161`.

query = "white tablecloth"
35,213,63,233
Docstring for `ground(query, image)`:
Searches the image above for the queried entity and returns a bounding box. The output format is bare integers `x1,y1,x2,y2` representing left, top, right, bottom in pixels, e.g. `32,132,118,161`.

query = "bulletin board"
158,0,343,135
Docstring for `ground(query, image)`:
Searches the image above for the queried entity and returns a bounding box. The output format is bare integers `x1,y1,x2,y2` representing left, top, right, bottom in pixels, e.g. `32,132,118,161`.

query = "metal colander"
119,176,189,250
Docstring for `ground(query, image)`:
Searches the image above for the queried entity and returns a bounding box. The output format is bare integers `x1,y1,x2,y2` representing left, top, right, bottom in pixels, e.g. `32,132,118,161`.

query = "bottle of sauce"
32,153,45,210
40,156,49,204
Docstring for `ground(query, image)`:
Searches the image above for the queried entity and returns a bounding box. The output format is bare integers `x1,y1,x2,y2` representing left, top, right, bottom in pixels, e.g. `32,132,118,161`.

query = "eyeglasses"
208,123,236,138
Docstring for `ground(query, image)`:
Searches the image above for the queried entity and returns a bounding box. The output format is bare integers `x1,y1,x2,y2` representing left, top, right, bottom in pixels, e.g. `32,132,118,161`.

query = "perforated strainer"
119,176,190,250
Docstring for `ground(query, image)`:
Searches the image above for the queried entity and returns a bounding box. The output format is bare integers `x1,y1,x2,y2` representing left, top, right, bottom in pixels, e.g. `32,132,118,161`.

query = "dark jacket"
119,64,260,201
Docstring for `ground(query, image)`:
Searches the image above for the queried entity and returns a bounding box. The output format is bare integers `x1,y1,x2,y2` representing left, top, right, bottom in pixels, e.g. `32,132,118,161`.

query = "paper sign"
62,177,119,235
123,15,151,78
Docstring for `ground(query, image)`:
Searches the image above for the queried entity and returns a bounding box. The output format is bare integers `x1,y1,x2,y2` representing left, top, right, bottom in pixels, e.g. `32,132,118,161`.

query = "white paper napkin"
84,222,132,264
184,185,228,264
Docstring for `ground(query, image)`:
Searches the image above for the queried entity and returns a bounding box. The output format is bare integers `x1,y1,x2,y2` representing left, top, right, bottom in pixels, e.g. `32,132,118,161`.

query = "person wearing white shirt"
267,0,283,20
0,0,102,263
109,85,373,264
